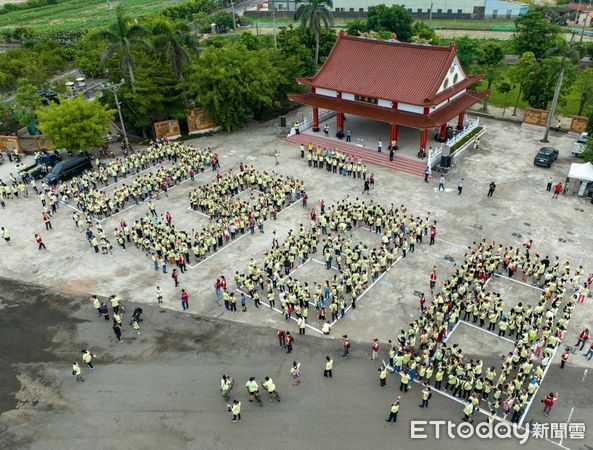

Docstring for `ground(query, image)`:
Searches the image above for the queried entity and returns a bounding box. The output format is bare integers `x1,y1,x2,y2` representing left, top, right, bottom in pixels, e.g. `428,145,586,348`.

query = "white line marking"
436,237,470,249
98,160,168,191
443,320,461,343
330,255,404,327
186,207,210,219
233,288,323,335
582,368,588,383
559,407,575,446
310,258,340,271
187,198,301,270
493,273,544,291
458,319,516,344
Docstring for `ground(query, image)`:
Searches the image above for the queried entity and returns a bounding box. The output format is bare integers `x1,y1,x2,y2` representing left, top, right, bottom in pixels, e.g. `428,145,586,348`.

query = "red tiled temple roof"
288,91,488,129
297,34,483,106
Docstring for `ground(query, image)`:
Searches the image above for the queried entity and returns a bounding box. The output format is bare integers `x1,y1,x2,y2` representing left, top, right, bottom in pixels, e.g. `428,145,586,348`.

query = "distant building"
268,0,528,19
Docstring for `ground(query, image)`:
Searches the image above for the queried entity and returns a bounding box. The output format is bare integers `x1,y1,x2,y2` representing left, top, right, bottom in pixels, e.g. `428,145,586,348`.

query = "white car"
572,132,588,156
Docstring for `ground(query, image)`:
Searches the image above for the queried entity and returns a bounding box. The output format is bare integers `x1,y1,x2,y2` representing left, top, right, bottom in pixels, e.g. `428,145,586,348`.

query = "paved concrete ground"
0,109,592,448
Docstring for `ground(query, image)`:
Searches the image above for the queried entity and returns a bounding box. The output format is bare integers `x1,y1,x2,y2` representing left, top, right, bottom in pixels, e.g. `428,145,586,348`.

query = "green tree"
14,82,43,127
411,21,439,44
506,51,537,115
295,0,334,69
345,19,368,36
513,6,562,60
0,104,21,135
496,80,512,115
367,4,413,41
582,111,593,163
476,41,505,111
522,57,576,110
574,68,593,116
453,36,479,69
189,45,282,131
152,20,199,107
36,95,115,152
95,5,149,91
277,26,315,76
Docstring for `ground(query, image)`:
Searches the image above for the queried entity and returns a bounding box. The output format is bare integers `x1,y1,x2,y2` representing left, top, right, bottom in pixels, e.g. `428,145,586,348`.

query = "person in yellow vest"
419,386,431,408
378,364,388,388
1,227,11,246
386,396,400,424
324,356,333,378
230,399,241,422
81,349,94,369
462,400,474,422
399,370,410,392
72,361,84,382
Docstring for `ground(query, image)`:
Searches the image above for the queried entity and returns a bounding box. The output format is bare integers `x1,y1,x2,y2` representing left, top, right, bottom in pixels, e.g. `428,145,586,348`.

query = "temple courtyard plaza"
1,110,593,449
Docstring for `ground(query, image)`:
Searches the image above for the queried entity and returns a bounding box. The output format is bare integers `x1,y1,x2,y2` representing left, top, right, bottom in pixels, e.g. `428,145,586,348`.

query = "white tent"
568,162,593,182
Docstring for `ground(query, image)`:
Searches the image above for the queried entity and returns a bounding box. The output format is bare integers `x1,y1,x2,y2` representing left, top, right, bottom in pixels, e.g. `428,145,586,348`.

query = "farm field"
0,0,179,32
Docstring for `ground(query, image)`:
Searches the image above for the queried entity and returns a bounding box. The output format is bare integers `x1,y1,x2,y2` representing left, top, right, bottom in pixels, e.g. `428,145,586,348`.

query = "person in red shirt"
542,392,558,415
430,267,437,292
181,289,189,311
285,332,293,353
165,212,172,225
419,293,426,311
429,225,437,245
35,233,47,250
560,348,570,368
552,182,563,198
310,208,316,222
43,213,52,231
277,330,286,348
575,328,589,351
172,268,179,287
371,338,379,360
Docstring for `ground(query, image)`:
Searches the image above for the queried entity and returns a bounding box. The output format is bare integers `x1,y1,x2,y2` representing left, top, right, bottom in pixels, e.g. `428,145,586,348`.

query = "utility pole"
579,0,592,42
230,0,238,32
103,80,129,150
272,0,277,48
541,34,575,143
428,1,434,25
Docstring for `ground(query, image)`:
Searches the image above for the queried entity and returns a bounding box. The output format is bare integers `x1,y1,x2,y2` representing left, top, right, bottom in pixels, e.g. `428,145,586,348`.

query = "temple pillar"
439,124,448,141
389,123,399,146
420,129,428,149
313,107,319,132
336,113,344,131
457,111,465,128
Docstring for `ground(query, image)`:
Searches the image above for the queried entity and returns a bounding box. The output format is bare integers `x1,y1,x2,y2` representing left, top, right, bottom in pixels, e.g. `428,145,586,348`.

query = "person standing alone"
458,178,464,195
386,397,400,424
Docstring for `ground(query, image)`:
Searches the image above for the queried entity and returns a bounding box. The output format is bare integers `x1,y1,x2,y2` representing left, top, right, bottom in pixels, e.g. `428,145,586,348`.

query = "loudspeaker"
279,116,286,127
440,155,452,168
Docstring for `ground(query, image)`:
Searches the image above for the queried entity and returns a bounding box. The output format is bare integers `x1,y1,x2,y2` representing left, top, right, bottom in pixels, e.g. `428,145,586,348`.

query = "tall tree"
36,95,115,152
152,20,199,107
453,36,479,69
476,41,505,111
506,51,537,115
295,0,334,69
411,21,439,45
95,5,149,91
522,56,576,110
367,4,413,41
513,6,562,60
575,68,593,116
496,80,512,116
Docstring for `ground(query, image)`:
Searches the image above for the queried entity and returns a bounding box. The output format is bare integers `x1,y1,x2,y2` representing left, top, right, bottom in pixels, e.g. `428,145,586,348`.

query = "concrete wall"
264,0,527,18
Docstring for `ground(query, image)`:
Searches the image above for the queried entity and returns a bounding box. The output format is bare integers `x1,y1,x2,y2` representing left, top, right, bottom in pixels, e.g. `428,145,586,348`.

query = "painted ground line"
98,159,168,192
382,361,572,450
559,407,575,446
442,320,461,343
233,287,324,335
458,319,516,345
310,258,340,271
329,255,404,327
61,170,208,223
186,206,210,219
493,273,545,291
518,343,560,429
187,198,301,270
436,237,471,250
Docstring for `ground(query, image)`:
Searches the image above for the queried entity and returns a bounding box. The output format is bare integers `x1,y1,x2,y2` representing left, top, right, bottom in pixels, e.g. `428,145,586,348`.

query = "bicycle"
253,391,263,407
268,390,281,402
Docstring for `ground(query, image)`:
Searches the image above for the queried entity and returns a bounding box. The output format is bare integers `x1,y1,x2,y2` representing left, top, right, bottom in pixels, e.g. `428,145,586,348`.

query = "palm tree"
152,20,199,107
295,0,334,69
96,5,149,92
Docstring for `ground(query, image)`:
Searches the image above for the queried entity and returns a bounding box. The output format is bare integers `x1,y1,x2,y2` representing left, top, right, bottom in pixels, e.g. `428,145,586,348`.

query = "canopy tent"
568,162,593,182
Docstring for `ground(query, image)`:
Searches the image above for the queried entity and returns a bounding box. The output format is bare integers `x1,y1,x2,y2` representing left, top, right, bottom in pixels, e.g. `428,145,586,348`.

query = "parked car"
534,147,559,168
42,153,92,185
572,132,588,157
18,151,62,180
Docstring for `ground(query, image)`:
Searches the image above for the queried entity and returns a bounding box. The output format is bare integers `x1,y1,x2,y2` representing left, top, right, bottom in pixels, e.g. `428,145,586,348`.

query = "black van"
42,153,92,185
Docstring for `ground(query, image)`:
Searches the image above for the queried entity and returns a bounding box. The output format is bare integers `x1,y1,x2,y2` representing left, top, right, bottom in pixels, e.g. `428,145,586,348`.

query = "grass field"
0,0,179,32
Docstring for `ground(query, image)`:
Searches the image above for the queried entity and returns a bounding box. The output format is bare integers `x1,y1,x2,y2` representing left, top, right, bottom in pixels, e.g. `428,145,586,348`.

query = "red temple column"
457,111,465,128
420,129,428,149
313,107,319,132
439,124,448,141
336,112,344,130
389,123,399,144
